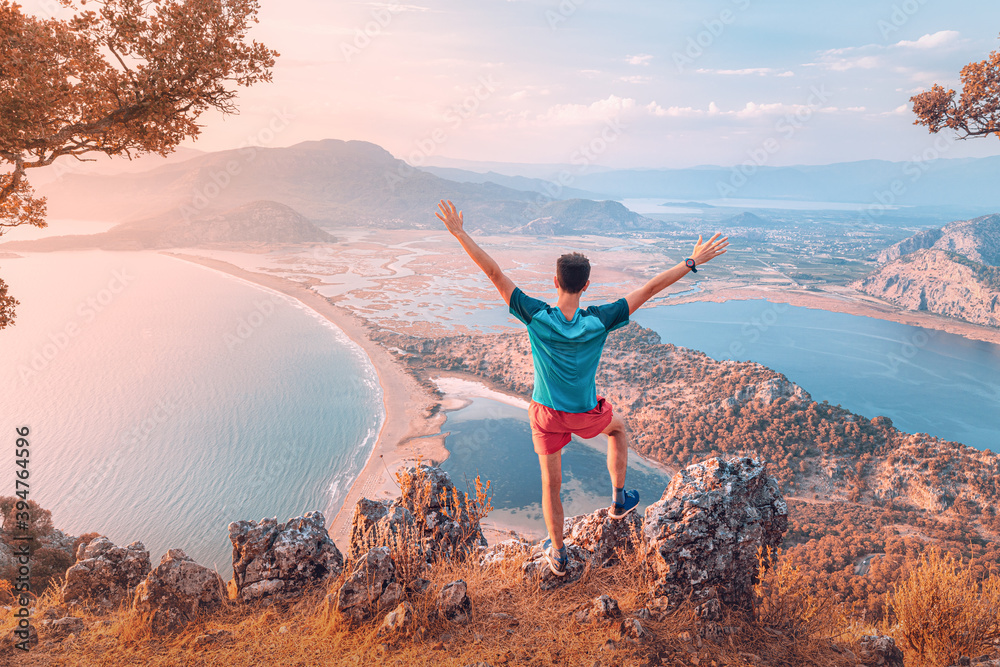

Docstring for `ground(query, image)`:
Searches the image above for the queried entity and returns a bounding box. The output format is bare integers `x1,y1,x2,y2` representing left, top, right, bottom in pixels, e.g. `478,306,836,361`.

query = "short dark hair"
556,252,590,293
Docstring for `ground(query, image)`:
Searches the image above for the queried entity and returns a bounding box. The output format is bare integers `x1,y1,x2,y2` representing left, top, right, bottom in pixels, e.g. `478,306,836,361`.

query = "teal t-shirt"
509,287,629,413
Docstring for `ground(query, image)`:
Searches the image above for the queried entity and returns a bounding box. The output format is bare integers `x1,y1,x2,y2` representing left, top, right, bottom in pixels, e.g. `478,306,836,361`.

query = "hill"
35,139,551,231
513,199,672,235
419,165,608,200
855,214,1000,327
0,201,335,251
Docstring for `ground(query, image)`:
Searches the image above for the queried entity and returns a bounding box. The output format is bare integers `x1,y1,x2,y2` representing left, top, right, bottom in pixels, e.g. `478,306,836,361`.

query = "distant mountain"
1,201,335,251
36,139,548,231
855,214,1000,327
512,199,674,235
515,158,1000,210
419,166,608,200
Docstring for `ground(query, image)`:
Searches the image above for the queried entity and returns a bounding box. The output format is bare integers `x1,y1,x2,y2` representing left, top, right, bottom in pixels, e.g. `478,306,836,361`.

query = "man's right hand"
690,232,729,265
436,199,465,237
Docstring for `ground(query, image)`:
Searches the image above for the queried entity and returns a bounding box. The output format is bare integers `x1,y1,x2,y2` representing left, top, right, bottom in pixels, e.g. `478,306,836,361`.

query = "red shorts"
529,396,615,455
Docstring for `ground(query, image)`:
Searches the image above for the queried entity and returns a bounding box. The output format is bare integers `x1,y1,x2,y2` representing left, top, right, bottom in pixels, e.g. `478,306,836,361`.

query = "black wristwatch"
686,258,697,273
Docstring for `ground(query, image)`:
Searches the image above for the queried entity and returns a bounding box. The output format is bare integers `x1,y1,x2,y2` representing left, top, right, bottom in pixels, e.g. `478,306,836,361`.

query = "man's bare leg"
538,450,565,548
602,414,628,489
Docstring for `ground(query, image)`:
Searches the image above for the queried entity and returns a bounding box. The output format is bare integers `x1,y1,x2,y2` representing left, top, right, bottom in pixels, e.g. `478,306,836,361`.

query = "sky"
20,0,1000,169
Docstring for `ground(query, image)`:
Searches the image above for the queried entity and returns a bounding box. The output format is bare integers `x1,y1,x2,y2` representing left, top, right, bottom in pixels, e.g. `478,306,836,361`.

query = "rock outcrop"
643,456,788,609
857,635,904,667
522,543,589,590
228,511,343,603
563,507,642,568
132,549,226,633
347,465,486,562
437,580,472,623
62,537,151,609
347,498,416,562
335,546,403,623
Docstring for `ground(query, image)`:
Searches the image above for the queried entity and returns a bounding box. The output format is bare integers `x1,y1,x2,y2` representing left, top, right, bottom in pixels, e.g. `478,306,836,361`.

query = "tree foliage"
0,0,278,328
911,33,1000,141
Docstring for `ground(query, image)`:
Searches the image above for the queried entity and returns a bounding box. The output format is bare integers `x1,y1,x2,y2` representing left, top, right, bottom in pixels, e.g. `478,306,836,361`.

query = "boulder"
437,580,471,623
479,539,532,567
591,594,622,620
229,511,343,603
347,498,416,562
382,601,414,633
39,616,84,639
62,537,151,609
358,464,486,561
522,543,589,590
132,549,226,634
564,507,642,568
858,635,904,667
576,594,622,623
643,456,788,609
335,546,403,623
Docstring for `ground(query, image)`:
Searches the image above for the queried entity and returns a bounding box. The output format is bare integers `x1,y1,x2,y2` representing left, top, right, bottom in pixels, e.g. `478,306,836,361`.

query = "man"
436,199,728,576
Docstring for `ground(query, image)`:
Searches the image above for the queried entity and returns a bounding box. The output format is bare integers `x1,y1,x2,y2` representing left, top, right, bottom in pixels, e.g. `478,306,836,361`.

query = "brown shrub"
887,547,1000,666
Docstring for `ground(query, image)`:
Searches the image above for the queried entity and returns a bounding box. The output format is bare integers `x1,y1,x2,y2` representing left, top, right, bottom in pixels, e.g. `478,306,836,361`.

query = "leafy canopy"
911,33,1000,141
0,0,278,328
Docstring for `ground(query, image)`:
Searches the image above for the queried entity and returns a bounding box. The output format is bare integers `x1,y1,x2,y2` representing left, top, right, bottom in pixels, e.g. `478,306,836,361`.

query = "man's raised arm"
625,232,729,315
436,199,516,306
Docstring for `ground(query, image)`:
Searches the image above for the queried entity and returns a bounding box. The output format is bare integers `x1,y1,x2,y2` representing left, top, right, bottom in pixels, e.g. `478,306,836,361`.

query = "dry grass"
3,543,875,667
884,547,1000,667
2,473,886,667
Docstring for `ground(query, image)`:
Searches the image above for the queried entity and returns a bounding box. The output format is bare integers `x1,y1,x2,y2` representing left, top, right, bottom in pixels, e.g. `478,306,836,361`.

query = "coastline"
162,251,450,552
663,285,1000,347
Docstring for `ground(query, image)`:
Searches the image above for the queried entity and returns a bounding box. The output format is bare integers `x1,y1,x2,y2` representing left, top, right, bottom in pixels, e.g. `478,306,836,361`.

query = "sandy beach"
163,251,451,551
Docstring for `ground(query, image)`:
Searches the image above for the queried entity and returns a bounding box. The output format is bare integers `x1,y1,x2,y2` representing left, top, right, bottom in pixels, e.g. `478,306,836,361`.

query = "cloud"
696,67,777,76
644,100,860,120
881,104,911,116
646,102,703,117
808,30,963,71
626,54,654,66
893,30,961,50
537,95,637,124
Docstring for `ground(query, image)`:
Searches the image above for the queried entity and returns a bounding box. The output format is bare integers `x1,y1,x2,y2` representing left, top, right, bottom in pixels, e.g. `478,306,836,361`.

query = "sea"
0,251,383,578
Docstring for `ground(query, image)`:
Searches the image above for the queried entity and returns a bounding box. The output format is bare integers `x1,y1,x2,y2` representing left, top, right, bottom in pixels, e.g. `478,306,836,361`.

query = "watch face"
686,259,695,268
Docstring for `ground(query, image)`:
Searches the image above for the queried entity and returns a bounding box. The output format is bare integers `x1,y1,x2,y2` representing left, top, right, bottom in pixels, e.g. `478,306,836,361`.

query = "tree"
911,34,1000,141
0,0,278,328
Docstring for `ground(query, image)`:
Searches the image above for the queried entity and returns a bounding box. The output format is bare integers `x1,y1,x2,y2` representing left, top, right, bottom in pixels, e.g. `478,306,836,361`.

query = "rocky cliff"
856,214,1000,327
855,248,1000,327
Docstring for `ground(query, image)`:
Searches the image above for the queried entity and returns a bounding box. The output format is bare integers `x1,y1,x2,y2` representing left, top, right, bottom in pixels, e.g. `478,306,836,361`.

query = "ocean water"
634,300,1000,453
440,397,672,539
0,251,383,578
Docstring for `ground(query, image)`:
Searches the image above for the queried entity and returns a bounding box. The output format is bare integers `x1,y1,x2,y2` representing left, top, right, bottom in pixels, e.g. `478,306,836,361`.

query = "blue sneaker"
541,538,567,576
609,489,640,519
